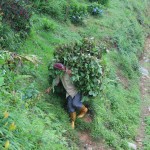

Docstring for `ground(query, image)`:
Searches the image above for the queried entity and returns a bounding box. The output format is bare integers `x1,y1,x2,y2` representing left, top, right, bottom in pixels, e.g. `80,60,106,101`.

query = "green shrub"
90,67,140,149
1,0,32,32
41,18,56,31
0,3,28,50
30,0,67,20
48,38,103,97
89,0,109,6
0,13,3,36
0,24,22,50
69,2,88,25
88,2,104,16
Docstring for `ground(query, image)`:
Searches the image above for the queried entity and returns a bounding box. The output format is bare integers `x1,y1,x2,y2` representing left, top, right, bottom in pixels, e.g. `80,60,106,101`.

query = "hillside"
0,0,150,149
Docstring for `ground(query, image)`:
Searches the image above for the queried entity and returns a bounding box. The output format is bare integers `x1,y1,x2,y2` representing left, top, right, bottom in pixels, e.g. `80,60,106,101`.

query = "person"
46,63,88,129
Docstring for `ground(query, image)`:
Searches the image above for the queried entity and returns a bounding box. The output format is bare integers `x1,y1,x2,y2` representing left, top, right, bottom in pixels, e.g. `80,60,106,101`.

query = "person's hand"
45,87,51,94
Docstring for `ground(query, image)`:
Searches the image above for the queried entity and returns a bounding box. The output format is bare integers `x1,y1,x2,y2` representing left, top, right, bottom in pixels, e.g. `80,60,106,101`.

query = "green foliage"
144,117,150,150
69,2,88,25
0,1,31,50
0,51,78,150
41,18,56,31
30,0,88,24
88,3,104,16
1,0,32,32
0,0,149,149
30,15,57,34
0,24,22,50
89,0,109,6
30,0,67,20
48,38,103,97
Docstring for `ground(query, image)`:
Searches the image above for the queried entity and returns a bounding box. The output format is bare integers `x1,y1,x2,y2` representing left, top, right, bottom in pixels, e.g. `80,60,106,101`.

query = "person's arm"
45,76,60,94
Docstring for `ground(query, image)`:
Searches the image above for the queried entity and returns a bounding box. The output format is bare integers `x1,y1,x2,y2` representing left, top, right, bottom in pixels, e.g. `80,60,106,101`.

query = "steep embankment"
136,37,150,150
0,0,150,149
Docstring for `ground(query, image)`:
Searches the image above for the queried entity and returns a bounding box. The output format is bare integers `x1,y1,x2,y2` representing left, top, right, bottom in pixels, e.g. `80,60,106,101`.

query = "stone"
128,142,137,150
143,88,148,91
84,144,92,150
136,138,142,142
139,67,149,76
144,59,150,63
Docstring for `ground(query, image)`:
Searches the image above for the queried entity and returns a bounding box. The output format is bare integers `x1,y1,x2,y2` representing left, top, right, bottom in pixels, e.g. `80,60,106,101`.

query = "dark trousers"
67,93,83,113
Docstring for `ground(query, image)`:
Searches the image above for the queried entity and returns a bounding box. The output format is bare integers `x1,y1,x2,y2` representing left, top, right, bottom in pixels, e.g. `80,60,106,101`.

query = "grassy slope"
20,0,150,149
2,0,150,149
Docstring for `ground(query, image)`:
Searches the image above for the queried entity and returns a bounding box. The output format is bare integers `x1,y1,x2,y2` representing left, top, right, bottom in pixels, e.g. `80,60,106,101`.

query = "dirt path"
135,36,150,150
78,114,108,150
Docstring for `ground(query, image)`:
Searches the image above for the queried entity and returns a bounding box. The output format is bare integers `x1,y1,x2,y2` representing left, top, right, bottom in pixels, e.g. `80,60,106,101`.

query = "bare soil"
78,112,108,150
135,36,150,150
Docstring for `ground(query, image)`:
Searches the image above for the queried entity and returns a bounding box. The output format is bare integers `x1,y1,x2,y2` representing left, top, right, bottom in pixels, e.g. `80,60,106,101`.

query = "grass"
90,73,140,149
144,117,150,150
1,0,150,149
19,0,150,149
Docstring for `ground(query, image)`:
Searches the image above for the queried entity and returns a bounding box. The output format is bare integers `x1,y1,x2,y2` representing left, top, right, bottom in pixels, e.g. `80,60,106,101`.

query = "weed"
88,2,104,16
89,0,110,6
30,0,67,21
143,117,150,149
41,18,56,31
69,2,88,25
0,51,78,149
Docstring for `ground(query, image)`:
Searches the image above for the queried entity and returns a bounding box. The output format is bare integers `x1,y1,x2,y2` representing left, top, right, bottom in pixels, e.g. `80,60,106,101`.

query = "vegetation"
144,117,150,150
49,38,103,97
88,3,104,16
89,0,109,6
0,51,78,149
1,0,31,32
0,0,150,149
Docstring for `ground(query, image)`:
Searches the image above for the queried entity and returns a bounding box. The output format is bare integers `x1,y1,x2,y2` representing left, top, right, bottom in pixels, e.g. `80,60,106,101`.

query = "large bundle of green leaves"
48,38,103,97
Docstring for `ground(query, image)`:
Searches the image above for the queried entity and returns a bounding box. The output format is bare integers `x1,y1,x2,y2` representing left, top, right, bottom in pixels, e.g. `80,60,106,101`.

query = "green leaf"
0,77,4,86
89,91,93,95
0,59,5,65
15,75,33,81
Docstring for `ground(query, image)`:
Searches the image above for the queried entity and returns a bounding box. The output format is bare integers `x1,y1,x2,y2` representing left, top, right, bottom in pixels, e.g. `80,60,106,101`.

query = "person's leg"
78,105,88,118
67,95,75,113
72,93,88,118
67,96,76,129
72,93,82,109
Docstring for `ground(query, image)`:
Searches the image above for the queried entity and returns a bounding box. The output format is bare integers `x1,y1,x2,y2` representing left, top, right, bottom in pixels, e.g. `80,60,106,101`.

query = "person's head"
53,63,66,71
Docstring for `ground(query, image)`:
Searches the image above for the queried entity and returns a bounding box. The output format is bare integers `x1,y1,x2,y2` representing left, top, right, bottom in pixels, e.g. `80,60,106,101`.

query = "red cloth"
53,63,66,70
